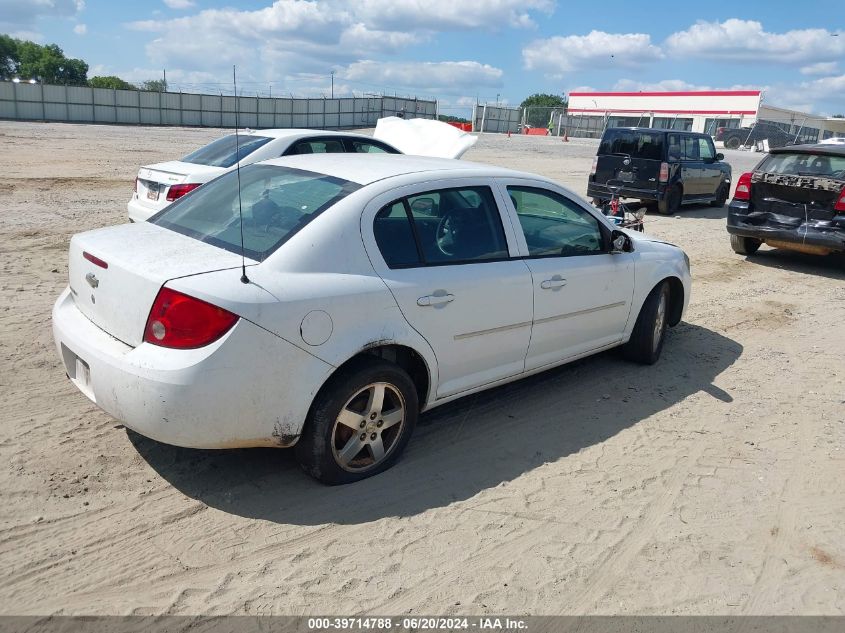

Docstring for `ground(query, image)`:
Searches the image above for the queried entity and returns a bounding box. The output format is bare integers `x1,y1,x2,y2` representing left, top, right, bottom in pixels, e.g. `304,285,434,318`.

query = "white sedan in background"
128,129,402,222
55,155,690,484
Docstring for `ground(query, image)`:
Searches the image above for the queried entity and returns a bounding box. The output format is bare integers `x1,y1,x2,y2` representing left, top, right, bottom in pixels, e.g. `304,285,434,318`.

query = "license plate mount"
146,182,160,201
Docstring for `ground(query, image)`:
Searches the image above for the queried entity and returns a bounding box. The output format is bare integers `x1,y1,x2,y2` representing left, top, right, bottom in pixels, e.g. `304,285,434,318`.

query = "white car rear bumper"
127,196,164,223
52,287,333,449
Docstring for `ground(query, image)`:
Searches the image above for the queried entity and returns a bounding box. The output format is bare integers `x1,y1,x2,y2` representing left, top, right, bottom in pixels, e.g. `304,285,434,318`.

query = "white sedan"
127,129,401,223
54,155,691,484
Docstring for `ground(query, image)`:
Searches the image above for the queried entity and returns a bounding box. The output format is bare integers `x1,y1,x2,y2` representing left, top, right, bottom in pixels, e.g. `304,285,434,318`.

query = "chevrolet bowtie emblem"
85,272,99,288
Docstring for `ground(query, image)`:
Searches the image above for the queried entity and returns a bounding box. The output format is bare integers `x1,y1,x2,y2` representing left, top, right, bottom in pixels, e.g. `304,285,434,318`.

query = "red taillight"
834,186,845,213
143,287,239,349
590,156,597,176
659,162,669,183
734,172,753,201
166,183,201,202
83,251,108,269
133,177,138,193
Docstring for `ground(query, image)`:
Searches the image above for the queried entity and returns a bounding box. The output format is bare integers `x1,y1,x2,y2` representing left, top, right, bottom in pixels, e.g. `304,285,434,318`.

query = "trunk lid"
68,222,247,347
751,172,845,222
594,129,664,194
134,161,226,213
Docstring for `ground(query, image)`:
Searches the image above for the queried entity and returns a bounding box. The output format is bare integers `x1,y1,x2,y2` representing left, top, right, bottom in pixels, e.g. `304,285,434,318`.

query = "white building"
567,90,845,142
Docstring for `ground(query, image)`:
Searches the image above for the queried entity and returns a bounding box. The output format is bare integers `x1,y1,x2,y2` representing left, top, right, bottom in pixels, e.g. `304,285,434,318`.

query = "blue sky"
2,0,844,117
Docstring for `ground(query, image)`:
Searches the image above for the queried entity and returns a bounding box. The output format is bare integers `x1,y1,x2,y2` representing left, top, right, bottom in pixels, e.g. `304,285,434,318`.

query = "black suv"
588,127,732,215
715,122,794,150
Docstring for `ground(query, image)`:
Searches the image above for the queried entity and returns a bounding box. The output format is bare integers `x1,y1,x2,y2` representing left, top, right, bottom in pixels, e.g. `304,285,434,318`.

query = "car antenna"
233,65,249,284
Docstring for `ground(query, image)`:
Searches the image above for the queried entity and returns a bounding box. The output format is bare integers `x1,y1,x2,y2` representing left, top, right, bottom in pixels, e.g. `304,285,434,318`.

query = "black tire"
657,186,681,215
623,281,671,365
295,358,418,485
724,136,741,149
710,184,729,207
730,234,762,255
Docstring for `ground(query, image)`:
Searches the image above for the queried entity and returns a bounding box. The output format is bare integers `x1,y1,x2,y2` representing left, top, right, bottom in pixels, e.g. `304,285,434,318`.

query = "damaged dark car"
727,145,845,256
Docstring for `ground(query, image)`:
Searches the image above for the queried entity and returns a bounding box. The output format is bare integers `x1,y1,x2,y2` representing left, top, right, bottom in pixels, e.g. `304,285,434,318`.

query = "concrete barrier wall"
0,82,437,129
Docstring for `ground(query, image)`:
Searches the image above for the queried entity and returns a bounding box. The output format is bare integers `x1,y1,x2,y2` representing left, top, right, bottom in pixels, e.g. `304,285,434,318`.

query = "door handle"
417,293,455,307
540,277,567,290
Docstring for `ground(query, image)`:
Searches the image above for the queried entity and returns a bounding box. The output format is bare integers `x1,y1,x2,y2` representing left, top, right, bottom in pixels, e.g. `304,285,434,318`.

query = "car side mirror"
715,152,724,160
610,230,633,253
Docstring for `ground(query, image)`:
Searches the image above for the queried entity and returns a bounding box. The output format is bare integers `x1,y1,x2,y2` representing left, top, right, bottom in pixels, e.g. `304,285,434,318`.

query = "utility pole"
330,70,335,99
163,69,167,92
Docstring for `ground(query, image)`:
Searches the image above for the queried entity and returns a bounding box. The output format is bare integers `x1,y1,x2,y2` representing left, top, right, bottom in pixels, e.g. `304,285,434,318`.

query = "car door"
499,180,635,371
362,180,533,398
674,134,704,197
696,136,724,197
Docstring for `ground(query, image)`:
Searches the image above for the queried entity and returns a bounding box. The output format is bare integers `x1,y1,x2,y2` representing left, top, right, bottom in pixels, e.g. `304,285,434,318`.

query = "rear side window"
757,153,845,178
181,135,272,168
151,164,360,261
289,139,345,154
599,129,664,160
373,187,508,268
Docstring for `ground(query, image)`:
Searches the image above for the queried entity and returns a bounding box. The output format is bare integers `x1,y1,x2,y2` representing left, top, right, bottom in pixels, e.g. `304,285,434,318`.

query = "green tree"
89,75,135,90
0,34,19,81
519,93,568,128
15,40,88,84
140,79,167,92
437,114,470,123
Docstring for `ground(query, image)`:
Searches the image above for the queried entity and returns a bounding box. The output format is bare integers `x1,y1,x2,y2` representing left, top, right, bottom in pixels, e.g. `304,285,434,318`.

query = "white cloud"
73,23,87,35
350,0,553,31
801,61,839,76
163,0,196,8
0,0,84,34
523,30,663,75
665,19,845,64
343,60,503,95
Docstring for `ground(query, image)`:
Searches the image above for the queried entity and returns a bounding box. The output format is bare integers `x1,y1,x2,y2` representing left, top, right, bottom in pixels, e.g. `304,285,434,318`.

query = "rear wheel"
730,234,762,255
623,281,670,365
657,186,681,215
710,184,729,207
296,359,418,485
724,136,741,149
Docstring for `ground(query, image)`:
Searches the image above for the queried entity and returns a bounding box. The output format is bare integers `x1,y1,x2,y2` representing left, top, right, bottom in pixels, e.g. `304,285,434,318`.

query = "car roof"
607,127,703,136
255,153,538,186
239,128,374,140
769,144,845,157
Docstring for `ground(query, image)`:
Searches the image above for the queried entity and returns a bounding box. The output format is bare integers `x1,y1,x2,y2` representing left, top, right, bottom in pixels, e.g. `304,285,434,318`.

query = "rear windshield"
758,153,845,179
599,129,664,161
181,134,273,168
150,165,360,261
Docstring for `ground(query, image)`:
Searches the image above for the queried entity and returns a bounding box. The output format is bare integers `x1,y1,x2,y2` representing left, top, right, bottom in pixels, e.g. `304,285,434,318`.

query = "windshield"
598,129,664,160
758,153,845,179
150,165,360,261
180,134,273,168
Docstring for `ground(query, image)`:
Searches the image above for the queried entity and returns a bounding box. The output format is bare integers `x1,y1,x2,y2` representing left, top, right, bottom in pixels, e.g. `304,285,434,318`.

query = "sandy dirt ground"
0,122,843,616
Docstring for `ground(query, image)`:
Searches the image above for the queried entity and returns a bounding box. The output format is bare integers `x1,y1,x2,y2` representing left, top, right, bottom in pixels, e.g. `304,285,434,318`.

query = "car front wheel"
710,184,729,207
730,234,762,255
296,358,418,484
623,281,670,365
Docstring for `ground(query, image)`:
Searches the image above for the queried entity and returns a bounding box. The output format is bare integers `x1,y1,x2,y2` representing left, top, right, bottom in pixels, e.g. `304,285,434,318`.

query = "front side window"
151,165,359,261
508,186,603,257
373,186,508,268
698,137,715,160
350,140,399,154
181,134,273,168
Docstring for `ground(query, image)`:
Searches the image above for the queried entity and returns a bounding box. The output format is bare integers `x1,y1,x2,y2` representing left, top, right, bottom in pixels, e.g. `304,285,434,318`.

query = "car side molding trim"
534,301,627,326
454,320,532,341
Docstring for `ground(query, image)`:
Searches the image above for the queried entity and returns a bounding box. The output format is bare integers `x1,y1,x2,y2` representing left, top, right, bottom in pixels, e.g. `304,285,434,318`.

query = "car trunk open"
68,222,247,347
